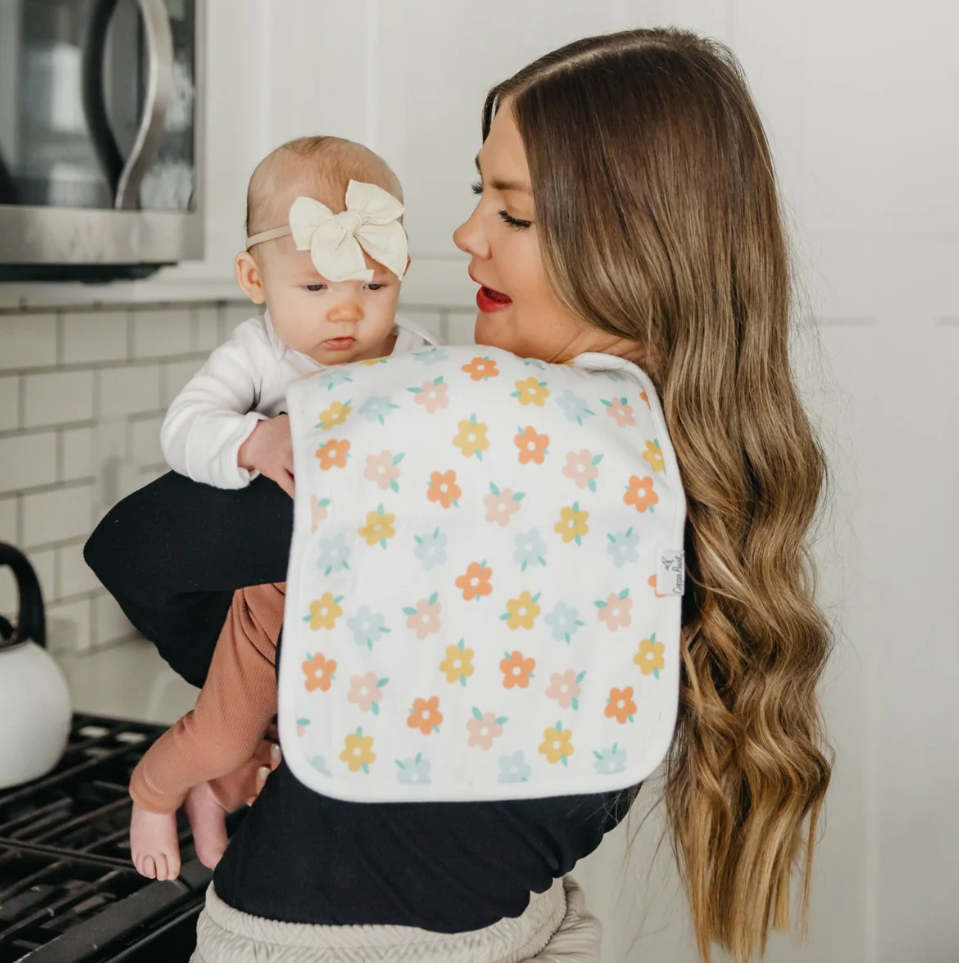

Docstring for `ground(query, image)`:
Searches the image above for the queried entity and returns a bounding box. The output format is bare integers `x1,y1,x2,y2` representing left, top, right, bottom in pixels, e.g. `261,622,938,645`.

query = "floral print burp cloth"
280,345,687,802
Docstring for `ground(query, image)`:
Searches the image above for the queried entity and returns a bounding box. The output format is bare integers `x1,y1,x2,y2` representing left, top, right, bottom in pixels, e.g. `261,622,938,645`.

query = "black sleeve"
84,472,293,687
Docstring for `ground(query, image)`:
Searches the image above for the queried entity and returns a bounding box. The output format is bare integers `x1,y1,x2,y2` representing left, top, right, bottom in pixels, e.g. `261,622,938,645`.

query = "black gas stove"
0,715,240,963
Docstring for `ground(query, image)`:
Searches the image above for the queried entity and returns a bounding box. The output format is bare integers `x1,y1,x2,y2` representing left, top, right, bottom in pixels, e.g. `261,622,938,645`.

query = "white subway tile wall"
0,300,468,654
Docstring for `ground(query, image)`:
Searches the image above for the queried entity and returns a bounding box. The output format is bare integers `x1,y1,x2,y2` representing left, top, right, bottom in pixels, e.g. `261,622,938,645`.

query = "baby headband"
245,179,408,283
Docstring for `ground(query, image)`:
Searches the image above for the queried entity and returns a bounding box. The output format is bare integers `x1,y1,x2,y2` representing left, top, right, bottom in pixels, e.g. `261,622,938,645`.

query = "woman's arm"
84,472,292,686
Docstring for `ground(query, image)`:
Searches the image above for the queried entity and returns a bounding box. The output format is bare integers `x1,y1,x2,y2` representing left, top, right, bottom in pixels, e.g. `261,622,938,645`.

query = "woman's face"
454,105,639,363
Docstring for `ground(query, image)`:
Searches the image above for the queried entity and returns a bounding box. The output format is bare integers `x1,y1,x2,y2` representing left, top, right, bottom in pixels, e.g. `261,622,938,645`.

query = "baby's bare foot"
184,782,228,870
130,804,181,880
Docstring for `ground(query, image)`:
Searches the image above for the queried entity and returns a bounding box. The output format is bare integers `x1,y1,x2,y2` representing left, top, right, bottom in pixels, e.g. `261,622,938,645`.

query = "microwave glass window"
0,0,197,212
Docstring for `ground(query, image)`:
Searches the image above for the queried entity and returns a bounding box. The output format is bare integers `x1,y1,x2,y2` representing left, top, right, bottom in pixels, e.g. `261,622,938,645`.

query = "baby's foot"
130,804,181,880
184,782,228,870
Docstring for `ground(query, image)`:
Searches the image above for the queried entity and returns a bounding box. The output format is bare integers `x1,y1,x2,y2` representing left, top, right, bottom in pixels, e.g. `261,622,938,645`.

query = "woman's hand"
238,415,295,497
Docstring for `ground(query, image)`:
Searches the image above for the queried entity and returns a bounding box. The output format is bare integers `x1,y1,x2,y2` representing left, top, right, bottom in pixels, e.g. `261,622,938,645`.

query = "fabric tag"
656,547,686,596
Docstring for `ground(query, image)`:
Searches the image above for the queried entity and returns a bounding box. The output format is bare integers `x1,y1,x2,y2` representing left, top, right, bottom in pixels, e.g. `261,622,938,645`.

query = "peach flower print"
546,669,585,710
409,376,450,414
562,450,602,492
466,708,507,750
602,396,635,427
347,672,387,714
403,593,442,640
484,482,524,527
595,589,633,632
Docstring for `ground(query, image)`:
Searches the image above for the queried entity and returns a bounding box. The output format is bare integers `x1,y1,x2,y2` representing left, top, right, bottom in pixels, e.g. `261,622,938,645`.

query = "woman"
86,27,832,963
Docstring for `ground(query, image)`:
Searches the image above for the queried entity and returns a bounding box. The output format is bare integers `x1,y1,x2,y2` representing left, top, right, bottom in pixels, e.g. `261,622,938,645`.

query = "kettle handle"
0,543,46,648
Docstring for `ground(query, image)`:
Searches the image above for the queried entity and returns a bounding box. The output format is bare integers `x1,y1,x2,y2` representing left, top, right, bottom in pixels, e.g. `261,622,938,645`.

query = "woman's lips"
476,285,513,314
324,337,356,350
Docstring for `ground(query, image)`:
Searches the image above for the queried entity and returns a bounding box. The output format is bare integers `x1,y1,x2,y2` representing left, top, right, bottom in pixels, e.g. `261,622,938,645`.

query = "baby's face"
258,237,402,364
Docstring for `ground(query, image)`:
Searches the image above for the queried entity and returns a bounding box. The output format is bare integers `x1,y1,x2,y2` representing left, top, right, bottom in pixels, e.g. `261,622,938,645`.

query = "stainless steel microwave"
0,0,204,281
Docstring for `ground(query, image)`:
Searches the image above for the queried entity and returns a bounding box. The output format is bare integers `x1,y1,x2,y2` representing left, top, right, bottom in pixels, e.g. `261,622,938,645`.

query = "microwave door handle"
114,0,174,210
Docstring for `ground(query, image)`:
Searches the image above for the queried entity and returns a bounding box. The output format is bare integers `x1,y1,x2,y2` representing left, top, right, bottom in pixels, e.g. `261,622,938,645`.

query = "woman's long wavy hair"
484,28,833,962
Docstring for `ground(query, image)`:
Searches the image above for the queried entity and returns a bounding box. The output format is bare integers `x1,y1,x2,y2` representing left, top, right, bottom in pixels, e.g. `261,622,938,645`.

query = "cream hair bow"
245,180,408,282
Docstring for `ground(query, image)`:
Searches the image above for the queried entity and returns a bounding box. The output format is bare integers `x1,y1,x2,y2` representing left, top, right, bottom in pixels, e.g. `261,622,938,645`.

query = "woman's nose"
453,206,490,260
328,298,363,323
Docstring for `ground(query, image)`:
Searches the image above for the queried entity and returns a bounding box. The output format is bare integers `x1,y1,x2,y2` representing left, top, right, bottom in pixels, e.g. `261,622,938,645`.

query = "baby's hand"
238,414,295,497
130,803,181,880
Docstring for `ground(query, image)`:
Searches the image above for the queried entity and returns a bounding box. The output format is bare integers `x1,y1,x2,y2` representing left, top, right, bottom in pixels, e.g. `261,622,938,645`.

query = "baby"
160,135,440,496
130,136,439,880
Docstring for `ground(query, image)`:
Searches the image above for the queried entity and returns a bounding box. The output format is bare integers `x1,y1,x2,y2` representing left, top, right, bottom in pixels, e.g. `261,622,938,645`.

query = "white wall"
155,2,959,959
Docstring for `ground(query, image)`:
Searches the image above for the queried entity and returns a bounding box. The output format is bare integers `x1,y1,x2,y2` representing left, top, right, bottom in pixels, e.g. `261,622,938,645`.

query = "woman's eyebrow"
474,154,531,194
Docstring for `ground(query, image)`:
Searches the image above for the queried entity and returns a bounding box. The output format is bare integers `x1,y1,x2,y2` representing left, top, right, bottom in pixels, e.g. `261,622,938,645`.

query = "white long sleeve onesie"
160,311,441,489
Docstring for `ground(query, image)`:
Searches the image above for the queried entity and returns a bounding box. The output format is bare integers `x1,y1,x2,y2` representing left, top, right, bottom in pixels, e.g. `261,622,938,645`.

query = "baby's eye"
305,283,327,292
366,283,386,291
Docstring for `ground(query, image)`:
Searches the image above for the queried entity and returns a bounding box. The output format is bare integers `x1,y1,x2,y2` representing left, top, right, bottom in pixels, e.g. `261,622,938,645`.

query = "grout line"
55,427,64,483
55,311,65,364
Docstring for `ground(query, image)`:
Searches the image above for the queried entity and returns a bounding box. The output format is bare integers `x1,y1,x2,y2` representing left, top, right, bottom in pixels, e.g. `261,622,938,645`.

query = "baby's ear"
235,251,266,304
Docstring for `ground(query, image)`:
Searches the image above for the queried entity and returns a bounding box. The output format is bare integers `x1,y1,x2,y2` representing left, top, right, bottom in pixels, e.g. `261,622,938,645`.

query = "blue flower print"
498,750,532,783
522,358,548,371
413,347,448,366
592,744,627,775
315,369,353,391
309,756,332,777
513,528,547,572
396,753,432,785
606,528,640,568
359,396,400,425
544,602,584,643
557,389,594,426
413,528,448,571
603,370,628,383
317,533,351,575
348,606,390,649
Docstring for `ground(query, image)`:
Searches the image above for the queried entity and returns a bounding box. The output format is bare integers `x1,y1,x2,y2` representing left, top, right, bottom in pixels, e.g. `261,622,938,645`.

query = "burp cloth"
279,345,687,802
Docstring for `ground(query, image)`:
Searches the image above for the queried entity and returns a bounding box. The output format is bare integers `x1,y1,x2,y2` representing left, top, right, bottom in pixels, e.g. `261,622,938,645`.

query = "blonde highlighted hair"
484,28,833,961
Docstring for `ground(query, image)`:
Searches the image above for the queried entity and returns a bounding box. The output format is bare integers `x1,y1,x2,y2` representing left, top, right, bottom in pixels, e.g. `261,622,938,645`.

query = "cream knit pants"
190,876,600,962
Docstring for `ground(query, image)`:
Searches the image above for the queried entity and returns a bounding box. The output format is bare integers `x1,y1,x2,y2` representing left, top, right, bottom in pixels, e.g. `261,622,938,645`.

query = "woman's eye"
471,180,483,196
498,210,532,230
305,284,327,292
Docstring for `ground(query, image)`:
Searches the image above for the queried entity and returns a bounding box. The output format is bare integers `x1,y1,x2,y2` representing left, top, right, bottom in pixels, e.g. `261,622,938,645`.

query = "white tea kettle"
0,542,72,789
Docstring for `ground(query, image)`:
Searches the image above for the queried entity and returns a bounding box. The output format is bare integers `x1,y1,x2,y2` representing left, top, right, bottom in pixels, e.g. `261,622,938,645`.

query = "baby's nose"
328,299,363,322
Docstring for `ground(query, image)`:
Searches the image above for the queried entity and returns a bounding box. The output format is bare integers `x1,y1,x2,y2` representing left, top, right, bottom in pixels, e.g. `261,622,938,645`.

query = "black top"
85,472,635,930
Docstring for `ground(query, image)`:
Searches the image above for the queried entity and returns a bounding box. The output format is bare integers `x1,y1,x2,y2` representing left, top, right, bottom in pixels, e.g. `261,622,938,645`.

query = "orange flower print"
484,482,524,527
302,652,336,692
539,721,575,766
648,573,666,598
634,634,665,679
364,451,403,492
642,439,665,472
407,696,443,735
409,376,449,414
427,470,461,509
501,591,541,630
562,450,602,492
624,475,659,513
500,650,536,689
555,503,589,545
466,708,508,750
456,562,493,601
453,414,490,460
546,669,585,710
310,496,330,532
340,727,375,773
515,426,550,465
511,376,550,407
358,504,396,548
317,400,351,431
640,390,651,409
462,356,500,381
596,589,633,632
347,672,387,714
440,639,475,685
304,593,343,631
605,686,637,724
602,396,635,427
316,438,351,471
403,593,442,640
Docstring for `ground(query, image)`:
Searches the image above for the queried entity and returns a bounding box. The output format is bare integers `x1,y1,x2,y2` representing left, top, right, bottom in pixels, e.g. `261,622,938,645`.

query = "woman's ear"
235,251,267,304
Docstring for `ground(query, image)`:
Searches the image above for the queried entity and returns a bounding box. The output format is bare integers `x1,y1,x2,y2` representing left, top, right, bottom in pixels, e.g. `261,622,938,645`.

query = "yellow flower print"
642,439,665,472
511,377,550,407
453,414,490,460
555,503,589,545
440,640,475,685
304,593,343,631
358,504,396,548
635,633,665,678
539,722,575,766
317,400,351,431
340,727,376,773
501,591,541,630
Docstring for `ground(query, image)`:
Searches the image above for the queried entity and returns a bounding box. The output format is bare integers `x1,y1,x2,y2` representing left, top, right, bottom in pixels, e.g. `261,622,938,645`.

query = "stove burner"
0,716,237,963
